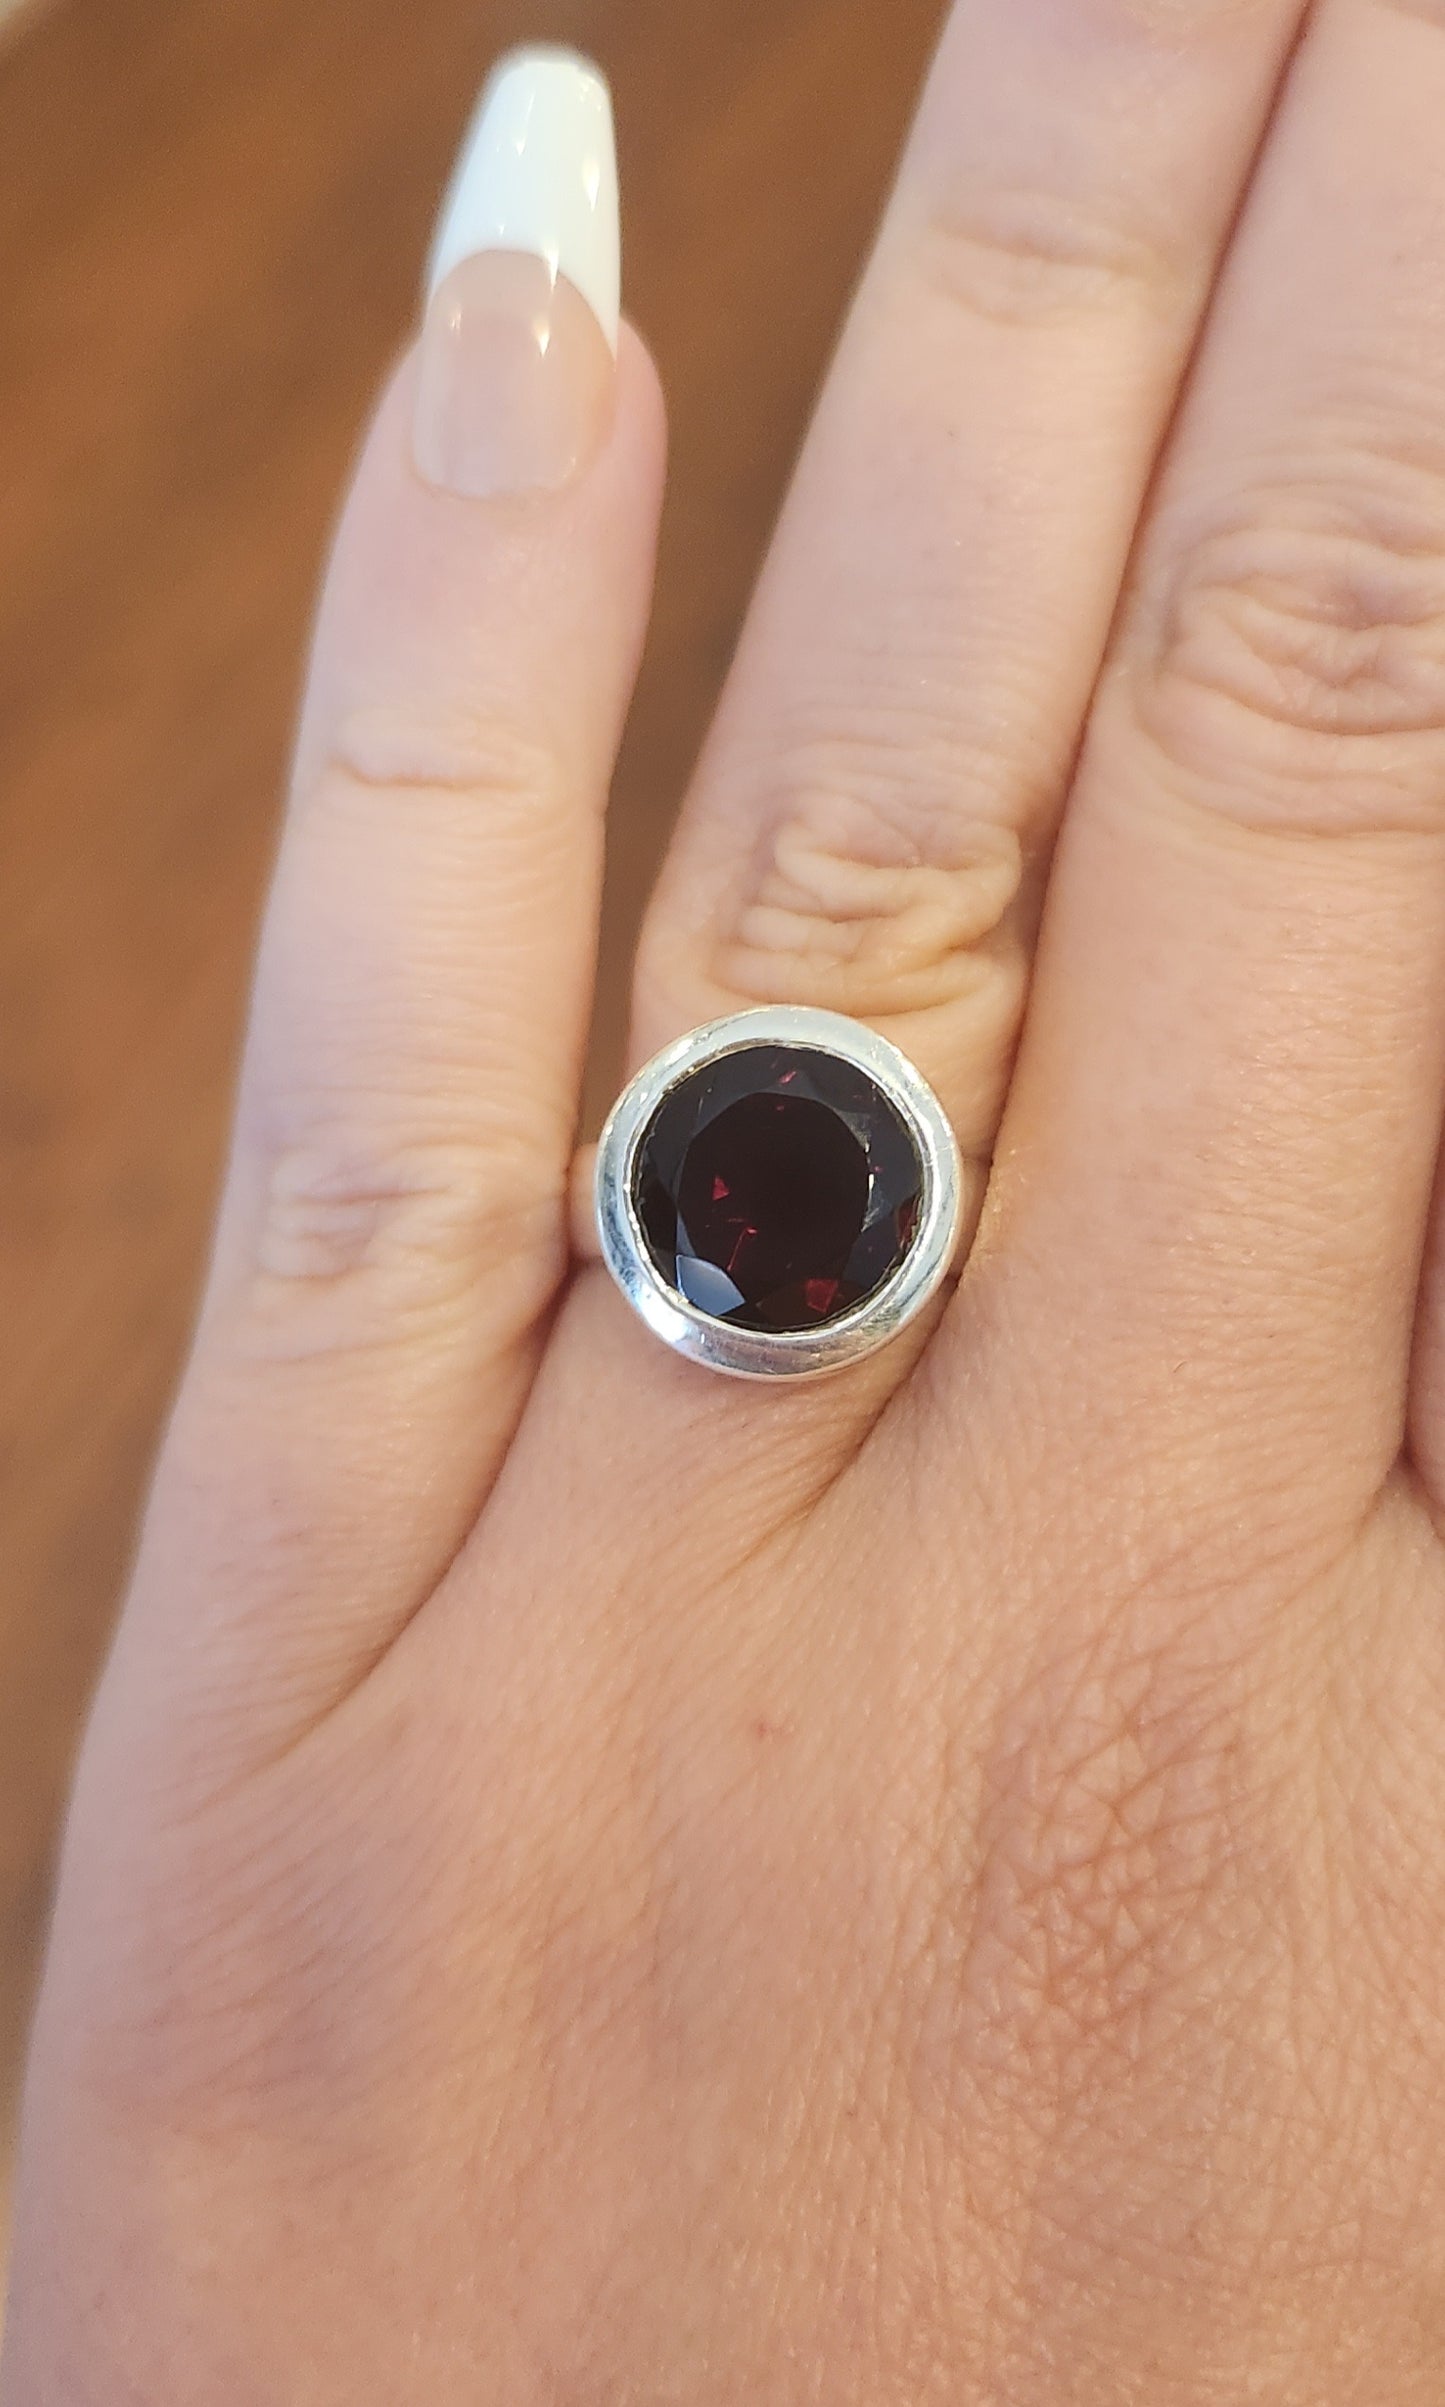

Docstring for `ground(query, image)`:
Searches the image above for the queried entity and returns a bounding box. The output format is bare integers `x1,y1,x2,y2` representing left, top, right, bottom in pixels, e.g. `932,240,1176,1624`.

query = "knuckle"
901,175,1184,333
1135,440,1445,824
244,1111,561,1329
684,759,1029,1142
257,1128,473,1287
714,756,1023,1000
725,789,1022,1016
310,699,564,822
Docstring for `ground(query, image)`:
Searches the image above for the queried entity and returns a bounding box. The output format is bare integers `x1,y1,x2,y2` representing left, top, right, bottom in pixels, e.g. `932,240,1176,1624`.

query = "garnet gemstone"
633,1043,924,1333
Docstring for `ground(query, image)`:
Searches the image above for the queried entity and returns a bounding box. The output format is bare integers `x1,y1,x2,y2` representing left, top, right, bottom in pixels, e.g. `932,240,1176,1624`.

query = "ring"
594,1006,965,1381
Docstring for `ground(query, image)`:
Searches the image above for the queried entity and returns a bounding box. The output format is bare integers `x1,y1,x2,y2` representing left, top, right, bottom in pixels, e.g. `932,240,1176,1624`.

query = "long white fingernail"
416,50,620,501
428,46,620,351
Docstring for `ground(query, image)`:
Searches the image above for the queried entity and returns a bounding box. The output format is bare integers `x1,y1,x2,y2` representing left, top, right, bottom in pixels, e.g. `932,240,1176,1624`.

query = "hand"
10,11,1445,2397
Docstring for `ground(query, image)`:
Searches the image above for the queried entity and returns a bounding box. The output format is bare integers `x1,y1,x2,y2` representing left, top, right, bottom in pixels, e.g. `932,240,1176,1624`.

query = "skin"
11,0,1445,2394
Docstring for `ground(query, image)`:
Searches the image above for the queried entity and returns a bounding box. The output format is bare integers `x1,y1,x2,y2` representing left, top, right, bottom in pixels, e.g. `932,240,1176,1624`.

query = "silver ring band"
594,1006,965,1381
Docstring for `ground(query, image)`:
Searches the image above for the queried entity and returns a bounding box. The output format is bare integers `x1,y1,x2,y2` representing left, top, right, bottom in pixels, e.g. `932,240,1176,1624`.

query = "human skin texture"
13,4,1445,2399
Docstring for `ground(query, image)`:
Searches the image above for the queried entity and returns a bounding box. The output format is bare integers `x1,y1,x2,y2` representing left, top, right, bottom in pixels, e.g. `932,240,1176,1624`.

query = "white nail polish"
427,47,620,355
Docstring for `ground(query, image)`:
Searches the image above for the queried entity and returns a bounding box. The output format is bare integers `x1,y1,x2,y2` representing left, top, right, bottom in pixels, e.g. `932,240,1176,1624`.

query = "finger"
632,0,1309,1160
978,0,1445,1518
124,53,665,1741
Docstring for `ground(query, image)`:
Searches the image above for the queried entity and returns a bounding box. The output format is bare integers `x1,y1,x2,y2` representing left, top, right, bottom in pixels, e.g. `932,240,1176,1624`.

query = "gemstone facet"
632,1043,925,1334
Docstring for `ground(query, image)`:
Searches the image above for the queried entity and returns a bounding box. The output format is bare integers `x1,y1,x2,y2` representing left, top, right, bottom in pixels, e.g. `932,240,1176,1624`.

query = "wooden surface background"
0,0,944,2270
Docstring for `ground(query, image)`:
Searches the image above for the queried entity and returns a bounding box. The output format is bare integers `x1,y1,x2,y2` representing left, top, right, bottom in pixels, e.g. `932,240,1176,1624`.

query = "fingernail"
415,48,620,501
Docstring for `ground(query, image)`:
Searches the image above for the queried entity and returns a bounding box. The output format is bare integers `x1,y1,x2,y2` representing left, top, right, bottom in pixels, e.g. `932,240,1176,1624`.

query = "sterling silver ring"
594,1006,965,1381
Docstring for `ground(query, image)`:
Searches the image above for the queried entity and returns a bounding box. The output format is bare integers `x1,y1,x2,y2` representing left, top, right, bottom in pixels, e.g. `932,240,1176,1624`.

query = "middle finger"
633,0,1310,1160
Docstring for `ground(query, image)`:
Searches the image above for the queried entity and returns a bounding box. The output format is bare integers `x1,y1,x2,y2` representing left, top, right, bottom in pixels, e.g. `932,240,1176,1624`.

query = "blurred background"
0,0,944,2285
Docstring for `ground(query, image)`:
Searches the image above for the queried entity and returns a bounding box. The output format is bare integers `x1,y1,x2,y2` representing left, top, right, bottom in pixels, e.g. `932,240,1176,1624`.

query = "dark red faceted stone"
634,1044,924,1333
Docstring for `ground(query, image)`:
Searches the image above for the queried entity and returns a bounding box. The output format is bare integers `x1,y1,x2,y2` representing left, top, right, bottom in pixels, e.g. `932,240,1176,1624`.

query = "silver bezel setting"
594,1005,964,1381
